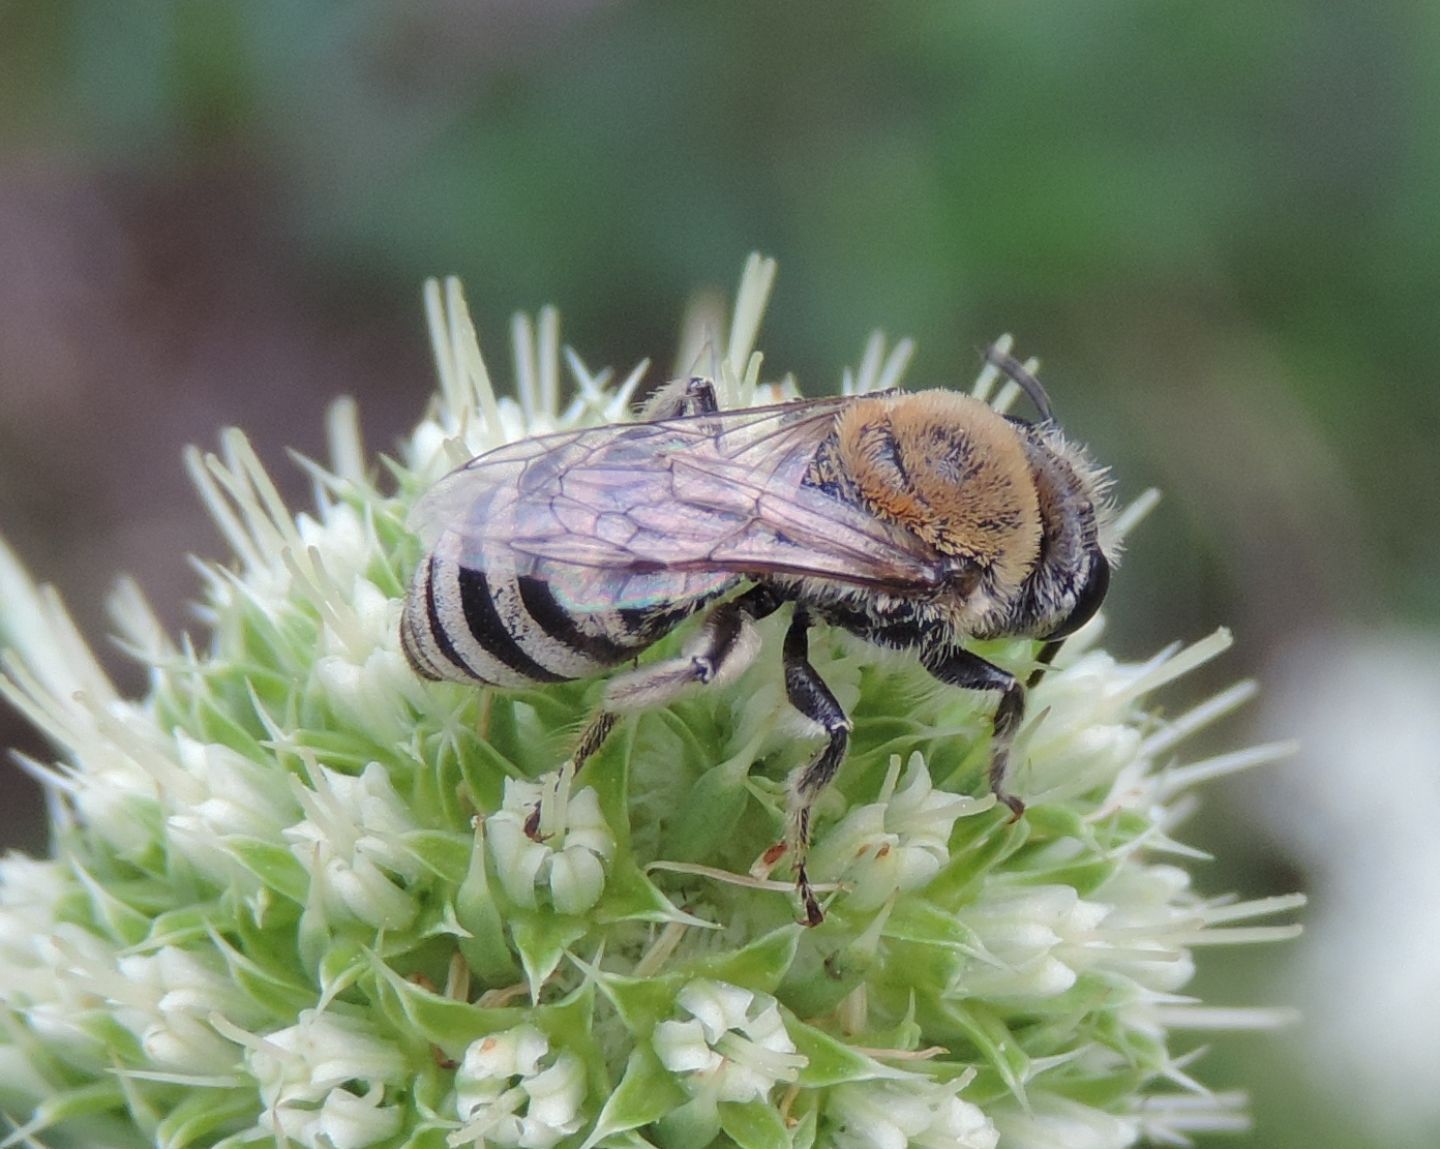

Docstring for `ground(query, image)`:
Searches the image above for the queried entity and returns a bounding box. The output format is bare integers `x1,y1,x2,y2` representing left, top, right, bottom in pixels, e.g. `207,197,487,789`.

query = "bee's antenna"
984,342,1054,423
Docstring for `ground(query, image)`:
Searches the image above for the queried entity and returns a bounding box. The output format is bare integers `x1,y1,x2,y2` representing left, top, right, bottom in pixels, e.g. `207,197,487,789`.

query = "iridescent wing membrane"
408,398,949,612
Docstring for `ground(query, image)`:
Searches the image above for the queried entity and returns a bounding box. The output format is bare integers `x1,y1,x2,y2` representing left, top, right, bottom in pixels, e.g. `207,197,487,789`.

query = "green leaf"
209,925,314,1016
925,817,1028,906
931,999,1031,1103
778,934,874,1018
510,910,587,1000
403,829,472,883
590,969,683,1035
67,860,153,946
317,937,368,1000
531,982,600,1057
370,955,527,1056
453,826,519,985
595,856,700,928
1015,803,1089,840
582,722,636,853
144,905,224,949
787,1016,914,1088
883,897,983,951
660,745,752,864
654,1094,720,1149
455,735,527,811
290,727,391,773
223,837,310,904
689,926,801,994
786,1105,818,1149
11,1080,128,1145
154,1088,255,1149
395,1126,459,1149
582,1046,688,1149
718,1100,793,1149
187,691,272,762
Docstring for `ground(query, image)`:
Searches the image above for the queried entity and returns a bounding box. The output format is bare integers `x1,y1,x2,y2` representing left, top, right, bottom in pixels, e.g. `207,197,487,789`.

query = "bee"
402,347,1116,923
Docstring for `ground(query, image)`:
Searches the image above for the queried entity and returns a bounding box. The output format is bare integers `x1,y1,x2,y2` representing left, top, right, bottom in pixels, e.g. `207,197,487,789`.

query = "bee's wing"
410,398,949,610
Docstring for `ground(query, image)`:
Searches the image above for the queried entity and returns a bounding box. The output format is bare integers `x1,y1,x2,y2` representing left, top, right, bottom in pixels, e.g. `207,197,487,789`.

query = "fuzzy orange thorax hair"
835,391,1043,595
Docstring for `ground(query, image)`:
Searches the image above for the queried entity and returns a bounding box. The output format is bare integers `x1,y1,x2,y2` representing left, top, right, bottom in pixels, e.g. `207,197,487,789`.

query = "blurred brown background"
2,4,1437,1146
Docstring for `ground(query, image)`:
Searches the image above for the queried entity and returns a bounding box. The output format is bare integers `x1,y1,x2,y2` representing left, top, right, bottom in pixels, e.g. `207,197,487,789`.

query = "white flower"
993,1093,1140,1149
285,760,423,930
166,733,300,884
829,1078,999,1149
263,1084,405,1149
249,1010,408,1097
952,883,1121,1000
809,752,994,911
111,947,258,1073
653,979,806,1103
486,763,615,915
10,923,120,1070
448,1024,586,1148
243,1007,407,1147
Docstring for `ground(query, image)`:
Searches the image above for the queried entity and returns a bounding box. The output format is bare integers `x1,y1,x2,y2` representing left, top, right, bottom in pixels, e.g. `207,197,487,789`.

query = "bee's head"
969,421,1117,641
1037,546,1110,639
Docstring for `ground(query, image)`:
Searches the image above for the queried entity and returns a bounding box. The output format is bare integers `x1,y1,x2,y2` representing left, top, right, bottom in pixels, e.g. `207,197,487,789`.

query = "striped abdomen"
400,531,726,688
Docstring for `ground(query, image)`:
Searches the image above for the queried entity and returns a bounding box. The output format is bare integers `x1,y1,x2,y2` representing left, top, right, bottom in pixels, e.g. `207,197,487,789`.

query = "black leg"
572,710,618,768
1026,639,1064,689
782,607,852,925
679,377,719,416
922,647,1026,818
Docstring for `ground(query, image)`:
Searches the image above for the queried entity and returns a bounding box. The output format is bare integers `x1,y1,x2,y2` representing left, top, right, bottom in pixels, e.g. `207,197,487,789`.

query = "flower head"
0,255,1300,1147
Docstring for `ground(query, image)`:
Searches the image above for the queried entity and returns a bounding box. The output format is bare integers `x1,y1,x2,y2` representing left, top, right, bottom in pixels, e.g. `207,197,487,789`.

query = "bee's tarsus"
798,869,825,928
998,792,1026,822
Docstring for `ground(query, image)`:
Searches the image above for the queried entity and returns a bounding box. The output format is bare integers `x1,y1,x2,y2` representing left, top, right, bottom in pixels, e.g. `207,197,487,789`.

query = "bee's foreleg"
640,376,720,421
921,647,1026,819
781,608,852,926
1025,639,1064,689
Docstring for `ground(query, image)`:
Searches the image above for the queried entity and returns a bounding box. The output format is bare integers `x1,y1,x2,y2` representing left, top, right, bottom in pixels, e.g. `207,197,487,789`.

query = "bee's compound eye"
1044,552,1110,641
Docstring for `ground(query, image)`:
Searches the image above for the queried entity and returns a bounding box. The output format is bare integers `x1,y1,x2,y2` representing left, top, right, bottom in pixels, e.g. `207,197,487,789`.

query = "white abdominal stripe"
402,532,675,689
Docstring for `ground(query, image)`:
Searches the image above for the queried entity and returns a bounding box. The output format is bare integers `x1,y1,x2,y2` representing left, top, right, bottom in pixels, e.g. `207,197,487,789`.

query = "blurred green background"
2,3,1436,1147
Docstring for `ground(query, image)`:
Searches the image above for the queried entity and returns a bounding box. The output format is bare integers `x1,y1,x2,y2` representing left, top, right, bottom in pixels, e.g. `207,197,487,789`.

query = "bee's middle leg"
922,647,1026,818
781,607,852,926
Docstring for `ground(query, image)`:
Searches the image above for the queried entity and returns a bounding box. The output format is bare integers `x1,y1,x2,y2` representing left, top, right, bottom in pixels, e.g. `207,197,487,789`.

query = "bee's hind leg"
571,586,782,775
780,607,853,926
921,647,1027,819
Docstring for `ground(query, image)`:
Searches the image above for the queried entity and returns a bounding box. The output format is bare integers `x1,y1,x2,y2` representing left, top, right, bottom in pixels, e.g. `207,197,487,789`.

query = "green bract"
0,256,1301,1149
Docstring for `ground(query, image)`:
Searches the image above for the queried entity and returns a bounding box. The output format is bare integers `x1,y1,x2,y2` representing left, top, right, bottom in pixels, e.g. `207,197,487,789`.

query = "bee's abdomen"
401,543,665,688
